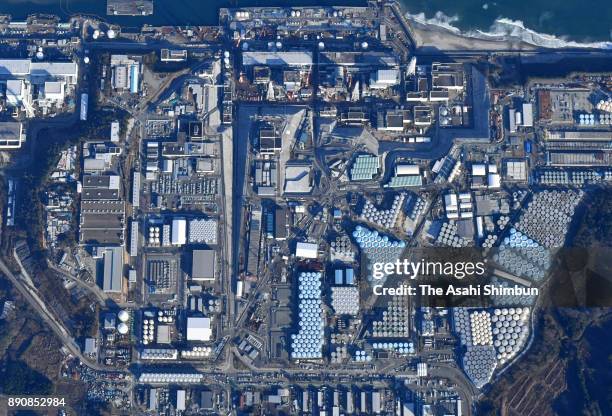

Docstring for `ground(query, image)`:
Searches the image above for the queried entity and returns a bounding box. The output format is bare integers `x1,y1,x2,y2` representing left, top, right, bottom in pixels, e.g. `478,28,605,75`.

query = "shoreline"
401,9,612,52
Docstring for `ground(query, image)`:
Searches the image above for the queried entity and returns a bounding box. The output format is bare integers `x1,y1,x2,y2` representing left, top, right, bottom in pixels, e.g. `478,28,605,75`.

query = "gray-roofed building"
5,79,24,104
319,51,397,67
0,59,31,77
30,62,78,79
431,62,465,91
192,250,216,281
201,391,214,410
242,51,313,67
275,207,288,240
81,188,120,200
0,121,25,149
259,126,282,155
84,338,97,355
284,163,313,194
83,175,121,190
102,247,123,293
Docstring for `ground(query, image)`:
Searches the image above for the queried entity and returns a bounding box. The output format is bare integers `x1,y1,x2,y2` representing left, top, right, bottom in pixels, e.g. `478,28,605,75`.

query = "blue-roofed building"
385,175,423,188
130,64,139,94
335,269,344,285
350,154,380,181
345,268,355,285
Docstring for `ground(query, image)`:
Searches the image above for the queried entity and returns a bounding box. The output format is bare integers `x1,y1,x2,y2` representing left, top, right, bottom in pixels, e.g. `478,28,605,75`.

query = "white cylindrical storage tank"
118,310,130,322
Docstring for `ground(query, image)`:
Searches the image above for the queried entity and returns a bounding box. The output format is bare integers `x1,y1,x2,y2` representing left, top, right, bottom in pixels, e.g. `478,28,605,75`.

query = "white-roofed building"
171,218,187,246
370,69,399,89
487,173,501,189
444,193,459,219
186,316,213,341
176,390,186,411
395,164,420,176
522,103,534,127
295,242,318,259
504,160,527,181
471,164,487,176
111,121,120,142
43,81,64,102
5,79,24,105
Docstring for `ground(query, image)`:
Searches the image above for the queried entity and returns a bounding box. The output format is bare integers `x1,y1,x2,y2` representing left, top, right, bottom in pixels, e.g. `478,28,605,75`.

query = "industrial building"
79,170,125,246
110,55,141,94
186,316,213,341
0,59,78,114
242,51,313,68
191,250,216,281
171,218,187,246
295,242,318,259
102,247,124,293
385,164,423,188
284,163,313,194
444,192,473,220
0,121,25,149
431,62,465,91
350,154,380,181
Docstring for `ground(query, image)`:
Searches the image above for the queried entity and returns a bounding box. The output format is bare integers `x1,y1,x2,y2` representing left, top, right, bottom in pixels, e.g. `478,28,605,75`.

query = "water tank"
107,29,117,39
93,30,100,39
117,322,129,334
242,42,249,51
118,310,130,322
84,56,90,64
361,41,369,49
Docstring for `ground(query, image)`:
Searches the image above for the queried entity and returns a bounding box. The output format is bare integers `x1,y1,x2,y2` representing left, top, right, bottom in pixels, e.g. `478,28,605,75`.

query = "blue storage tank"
524,140,532,153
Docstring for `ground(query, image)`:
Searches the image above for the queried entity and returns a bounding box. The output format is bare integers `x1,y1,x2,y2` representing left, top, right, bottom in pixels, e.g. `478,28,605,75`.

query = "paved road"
47,260,109,306
0,252,121,373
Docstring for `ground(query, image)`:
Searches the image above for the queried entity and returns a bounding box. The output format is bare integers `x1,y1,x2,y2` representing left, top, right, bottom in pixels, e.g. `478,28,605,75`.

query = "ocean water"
401,0,611,43
0,0,610,43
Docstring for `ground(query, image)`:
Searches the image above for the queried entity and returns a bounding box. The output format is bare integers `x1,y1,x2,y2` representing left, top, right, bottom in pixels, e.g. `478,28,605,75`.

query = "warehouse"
242,51,313,67
102,247,123,293
186,316,213,341
191,250,216,281
295,242,318,259
171,218,187,246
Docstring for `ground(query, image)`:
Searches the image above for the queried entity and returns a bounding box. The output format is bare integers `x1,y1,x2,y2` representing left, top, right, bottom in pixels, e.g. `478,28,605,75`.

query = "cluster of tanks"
514,190,583,247
291,272,324,360
453,307,531,387
360,194,405,229
436,221,470,247
352,226,406,282
117,309,130,335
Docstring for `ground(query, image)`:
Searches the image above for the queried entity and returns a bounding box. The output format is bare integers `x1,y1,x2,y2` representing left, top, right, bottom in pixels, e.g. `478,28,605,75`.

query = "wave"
405,10,612,50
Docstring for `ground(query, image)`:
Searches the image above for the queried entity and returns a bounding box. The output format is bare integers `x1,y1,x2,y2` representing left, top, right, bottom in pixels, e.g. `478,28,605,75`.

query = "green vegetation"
0,359,53,395
17,106,129,259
